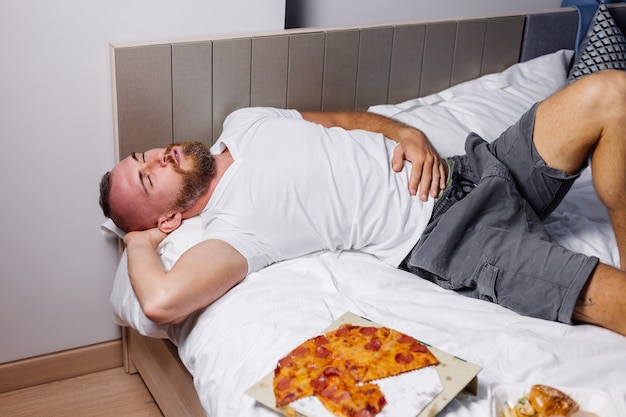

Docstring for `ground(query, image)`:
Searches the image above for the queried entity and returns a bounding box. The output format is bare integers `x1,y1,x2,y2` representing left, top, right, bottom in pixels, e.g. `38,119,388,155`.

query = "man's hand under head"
124,227,168,249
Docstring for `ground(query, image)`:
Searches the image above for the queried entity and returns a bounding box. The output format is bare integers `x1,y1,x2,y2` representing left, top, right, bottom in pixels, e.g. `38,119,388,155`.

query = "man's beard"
166,142,215,211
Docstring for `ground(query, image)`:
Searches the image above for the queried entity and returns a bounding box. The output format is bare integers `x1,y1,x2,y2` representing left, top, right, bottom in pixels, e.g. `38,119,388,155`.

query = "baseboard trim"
0,339,123,394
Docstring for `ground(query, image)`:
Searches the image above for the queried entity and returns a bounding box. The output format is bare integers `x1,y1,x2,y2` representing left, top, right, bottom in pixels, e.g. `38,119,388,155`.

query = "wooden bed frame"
110,5,626,416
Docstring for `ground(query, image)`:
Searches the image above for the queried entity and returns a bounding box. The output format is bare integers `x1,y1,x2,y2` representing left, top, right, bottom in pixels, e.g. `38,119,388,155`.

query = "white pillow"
109,50,573,338
109,216,204,339
369,49,574,157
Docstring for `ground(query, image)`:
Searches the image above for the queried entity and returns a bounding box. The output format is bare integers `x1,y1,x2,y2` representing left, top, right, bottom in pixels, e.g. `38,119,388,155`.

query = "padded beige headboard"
111,6,626,161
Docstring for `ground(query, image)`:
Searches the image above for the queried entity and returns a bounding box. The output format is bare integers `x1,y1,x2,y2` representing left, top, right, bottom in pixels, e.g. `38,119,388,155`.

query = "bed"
107,4,626,417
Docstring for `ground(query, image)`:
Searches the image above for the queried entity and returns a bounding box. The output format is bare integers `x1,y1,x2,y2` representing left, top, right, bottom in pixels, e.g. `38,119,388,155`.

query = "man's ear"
157,212,183,234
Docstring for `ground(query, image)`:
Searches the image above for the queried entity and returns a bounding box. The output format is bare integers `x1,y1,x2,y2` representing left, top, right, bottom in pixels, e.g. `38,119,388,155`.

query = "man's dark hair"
99,171,112,218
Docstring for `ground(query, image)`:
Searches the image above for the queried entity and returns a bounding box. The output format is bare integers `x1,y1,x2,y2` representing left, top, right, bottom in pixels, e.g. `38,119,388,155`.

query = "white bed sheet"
175,251,626,417
110,49,626,417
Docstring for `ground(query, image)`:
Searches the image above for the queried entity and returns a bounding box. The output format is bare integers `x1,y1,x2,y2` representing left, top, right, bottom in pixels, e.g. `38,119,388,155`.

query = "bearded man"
100,70,626,337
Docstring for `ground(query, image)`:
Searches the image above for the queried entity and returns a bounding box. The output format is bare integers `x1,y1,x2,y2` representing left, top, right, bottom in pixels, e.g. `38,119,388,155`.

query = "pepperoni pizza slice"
273,323,439,417
274,335,333,406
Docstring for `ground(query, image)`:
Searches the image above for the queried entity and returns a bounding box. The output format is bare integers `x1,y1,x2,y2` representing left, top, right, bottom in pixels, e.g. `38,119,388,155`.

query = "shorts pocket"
476,261,499,303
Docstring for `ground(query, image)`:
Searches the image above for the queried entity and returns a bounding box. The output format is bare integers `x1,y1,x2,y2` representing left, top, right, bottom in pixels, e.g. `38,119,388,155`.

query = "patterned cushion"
568,4,626,82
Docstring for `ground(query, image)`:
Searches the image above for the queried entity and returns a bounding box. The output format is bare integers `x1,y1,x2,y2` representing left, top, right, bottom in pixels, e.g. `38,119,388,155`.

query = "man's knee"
578,70,626,116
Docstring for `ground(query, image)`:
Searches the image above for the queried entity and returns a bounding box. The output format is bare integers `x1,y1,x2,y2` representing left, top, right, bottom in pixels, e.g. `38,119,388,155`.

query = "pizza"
273,324,439,417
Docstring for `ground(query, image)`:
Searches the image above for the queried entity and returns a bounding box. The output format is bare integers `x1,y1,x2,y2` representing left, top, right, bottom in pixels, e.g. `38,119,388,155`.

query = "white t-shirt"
201,107,434,274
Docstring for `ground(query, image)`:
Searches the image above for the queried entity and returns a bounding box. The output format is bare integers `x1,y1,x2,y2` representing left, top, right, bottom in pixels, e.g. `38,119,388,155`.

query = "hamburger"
502,384,579,417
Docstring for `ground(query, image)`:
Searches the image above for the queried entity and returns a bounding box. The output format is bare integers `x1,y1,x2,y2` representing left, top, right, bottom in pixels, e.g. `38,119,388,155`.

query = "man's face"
108,142,214,232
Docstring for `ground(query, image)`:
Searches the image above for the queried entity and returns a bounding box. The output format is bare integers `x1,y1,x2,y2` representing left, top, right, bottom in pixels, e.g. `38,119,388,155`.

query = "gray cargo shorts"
401,103,599,324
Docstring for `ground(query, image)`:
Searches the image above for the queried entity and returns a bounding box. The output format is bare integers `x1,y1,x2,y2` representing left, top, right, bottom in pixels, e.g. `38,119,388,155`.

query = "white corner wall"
0,0,285,364
287,0,563,28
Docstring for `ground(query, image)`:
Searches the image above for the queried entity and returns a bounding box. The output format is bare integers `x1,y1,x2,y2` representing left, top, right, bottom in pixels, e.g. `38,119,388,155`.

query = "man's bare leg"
534,69,626,267
573,264,626,336
533,70,626,336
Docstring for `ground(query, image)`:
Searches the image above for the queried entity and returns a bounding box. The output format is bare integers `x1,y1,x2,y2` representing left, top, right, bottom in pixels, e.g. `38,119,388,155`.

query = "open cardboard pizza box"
246,312,481,417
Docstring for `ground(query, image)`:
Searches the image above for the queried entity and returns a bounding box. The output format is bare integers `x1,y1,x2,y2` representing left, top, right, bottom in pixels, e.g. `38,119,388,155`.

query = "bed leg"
122,327,138,374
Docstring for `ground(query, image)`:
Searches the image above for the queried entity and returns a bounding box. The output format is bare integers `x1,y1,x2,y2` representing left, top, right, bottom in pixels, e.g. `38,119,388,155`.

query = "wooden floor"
0,367,164,417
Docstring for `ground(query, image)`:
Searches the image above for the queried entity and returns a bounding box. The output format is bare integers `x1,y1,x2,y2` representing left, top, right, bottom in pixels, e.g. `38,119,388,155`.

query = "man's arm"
124,229,248,324
301,111,447,201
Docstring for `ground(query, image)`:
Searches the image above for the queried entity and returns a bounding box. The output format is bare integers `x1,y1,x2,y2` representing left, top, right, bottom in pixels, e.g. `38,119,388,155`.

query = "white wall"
0,0,285,364
287,0,563,28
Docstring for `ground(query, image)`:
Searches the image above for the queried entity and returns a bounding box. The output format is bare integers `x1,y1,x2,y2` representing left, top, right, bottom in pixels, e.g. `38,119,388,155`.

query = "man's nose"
145,150,168,168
